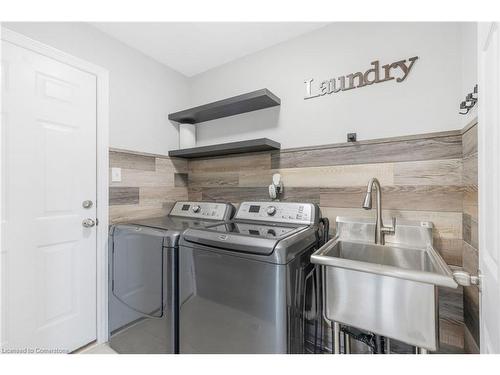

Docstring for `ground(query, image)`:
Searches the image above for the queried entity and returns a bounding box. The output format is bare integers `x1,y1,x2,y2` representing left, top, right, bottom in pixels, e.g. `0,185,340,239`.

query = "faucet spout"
362,192,372,209
362,178,395,245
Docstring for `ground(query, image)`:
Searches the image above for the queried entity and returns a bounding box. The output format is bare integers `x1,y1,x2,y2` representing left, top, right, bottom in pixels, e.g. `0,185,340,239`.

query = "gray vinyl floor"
108,317,169,354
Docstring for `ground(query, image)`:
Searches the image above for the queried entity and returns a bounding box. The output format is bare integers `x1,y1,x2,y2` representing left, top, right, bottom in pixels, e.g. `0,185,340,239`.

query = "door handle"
82,218,96,228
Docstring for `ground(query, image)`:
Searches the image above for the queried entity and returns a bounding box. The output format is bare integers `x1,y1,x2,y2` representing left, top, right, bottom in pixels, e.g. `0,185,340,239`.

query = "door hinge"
453,269,482,290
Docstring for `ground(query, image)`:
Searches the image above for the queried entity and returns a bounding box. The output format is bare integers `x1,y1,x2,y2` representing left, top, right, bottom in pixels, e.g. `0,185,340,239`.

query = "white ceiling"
91,22,329,77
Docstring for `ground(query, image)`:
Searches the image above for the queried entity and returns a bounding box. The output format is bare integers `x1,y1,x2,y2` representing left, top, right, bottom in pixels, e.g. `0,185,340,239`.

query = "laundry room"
0,2,498,371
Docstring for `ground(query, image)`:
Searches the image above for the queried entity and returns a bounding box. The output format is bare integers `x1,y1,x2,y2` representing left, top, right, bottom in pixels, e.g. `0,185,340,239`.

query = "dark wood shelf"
168,89,280,124
168,138,280,159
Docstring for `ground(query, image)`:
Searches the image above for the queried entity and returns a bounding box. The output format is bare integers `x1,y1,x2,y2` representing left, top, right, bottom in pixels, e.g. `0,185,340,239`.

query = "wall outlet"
111,167,122,182
347,133,357,142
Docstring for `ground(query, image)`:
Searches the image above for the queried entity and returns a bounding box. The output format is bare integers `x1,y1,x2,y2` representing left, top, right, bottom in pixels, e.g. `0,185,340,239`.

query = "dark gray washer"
178,222,321,353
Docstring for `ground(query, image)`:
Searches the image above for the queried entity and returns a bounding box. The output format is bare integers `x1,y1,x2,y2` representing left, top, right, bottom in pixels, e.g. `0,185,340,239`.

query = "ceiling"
91,22,329,77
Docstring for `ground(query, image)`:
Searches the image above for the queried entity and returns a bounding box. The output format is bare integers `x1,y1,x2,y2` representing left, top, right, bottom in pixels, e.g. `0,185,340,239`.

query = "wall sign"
304,56,419,100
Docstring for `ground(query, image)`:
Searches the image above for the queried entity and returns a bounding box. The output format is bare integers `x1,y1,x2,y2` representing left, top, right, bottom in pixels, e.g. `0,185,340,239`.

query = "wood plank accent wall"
186,129,467,353
461,120,480,354
108,148,188,223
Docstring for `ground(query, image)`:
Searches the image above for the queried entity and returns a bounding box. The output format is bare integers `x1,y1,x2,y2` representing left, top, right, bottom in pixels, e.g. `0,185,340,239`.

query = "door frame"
477,21,500,354
0,27,110,345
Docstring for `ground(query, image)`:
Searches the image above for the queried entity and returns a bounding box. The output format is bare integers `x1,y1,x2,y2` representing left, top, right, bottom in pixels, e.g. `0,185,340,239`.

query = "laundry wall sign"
304,56,419,100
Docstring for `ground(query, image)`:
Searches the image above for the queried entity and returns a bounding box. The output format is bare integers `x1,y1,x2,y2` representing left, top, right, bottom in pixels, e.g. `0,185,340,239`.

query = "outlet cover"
111,167,122,182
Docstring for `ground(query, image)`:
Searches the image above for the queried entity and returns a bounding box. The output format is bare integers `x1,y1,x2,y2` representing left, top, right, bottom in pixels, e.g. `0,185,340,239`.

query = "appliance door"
179,243,288,353
108,225,176,354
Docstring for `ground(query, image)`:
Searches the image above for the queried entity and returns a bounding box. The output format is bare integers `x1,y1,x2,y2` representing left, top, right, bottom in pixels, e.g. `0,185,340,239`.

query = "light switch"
111,167,122,182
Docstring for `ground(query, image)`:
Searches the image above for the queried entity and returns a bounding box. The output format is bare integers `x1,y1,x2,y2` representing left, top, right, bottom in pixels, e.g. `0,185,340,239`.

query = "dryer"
108,201,234,354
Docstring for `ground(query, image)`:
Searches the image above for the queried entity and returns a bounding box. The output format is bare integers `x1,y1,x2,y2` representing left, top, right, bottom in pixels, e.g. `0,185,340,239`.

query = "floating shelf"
168,89,281,124
168,138,280,159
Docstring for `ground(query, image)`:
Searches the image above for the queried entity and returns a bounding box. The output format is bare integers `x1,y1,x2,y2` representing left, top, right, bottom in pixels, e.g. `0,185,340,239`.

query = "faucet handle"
382,217,396,234
390,216,396,230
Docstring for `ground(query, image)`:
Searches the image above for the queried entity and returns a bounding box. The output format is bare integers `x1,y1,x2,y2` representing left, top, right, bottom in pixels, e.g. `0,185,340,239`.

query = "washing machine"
108,201,234,354
178,201,327,353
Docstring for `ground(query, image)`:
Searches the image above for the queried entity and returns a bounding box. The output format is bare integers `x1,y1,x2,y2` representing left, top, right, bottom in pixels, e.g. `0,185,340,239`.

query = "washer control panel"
235,202,317,225
170,201,233,220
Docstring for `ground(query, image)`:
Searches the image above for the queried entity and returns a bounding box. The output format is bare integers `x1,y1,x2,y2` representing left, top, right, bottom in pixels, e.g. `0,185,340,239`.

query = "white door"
1,40,97,352
478,22,500,354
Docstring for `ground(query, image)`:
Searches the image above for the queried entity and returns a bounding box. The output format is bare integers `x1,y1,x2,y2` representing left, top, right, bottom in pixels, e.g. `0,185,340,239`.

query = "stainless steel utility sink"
311,217,458,351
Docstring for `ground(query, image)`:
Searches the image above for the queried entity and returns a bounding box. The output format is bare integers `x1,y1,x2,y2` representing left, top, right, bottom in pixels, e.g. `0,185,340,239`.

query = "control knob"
267,229,276,237
266,206,277,216
192,205,201,213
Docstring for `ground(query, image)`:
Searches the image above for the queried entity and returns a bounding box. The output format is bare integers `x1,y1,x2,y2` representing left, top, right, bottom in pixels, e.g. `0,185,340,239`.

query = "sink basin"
312,239,457,288
311,217,457,351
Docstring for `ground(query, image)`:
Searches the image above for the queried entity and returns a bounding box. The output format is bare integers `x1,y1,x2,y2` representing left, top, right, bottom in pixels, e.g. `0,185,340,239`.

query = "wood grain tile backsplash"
108,119,479,354
109,149,188,223
188,131,465,264
461,121,479,354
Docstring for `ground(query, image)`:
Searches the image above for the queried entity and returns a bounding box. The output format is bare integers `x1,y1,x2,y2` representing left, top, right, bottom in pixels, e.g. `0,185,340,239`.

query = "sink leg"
333,322,341,354
343,333,351,354
414,347,428,354
375,335,385,354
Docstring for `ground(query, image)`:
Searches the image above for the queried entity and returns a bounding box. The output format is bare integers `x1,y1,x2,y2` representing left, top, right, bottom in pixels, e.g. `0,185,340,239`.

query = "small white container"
179,123,196,149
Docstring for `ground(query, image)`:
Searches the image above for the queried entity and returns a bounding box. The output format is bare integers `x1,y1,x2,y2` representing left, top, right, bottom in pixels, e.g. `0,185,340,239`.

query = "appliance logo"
304,56,418,100
218,234,229,240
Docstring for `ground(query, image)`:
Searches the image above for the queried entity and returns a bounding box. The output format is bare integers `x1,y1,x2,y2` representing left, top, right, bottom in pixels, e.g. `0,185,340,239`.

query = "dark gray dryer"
178,201,325,354
108,201,234,354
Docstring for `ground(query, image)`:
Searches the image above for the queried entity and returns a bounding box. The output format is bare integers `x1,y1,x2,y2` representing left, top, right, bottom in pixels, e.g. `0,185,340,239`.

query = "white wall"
3,22,477,152
3,22,189,156
189,22,466,149
459,22,478,127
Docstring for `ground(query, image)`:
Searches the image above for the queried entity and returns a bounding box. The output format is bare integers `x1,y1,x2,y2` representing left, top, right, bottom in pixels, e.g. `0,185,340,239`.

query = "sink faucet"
362,178,396,245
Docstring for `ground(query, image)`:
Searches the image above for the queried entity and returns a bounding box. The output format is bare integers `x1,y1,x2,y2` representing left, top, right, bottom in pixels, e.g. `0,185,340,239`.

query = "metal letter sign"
304,56,419,100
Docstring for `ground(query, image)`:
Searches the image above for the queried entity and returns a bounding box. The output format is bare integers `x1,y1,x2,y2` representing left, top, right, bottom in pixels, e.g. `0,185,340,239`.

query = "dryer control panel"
170,201,233,220
235,202,318,225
